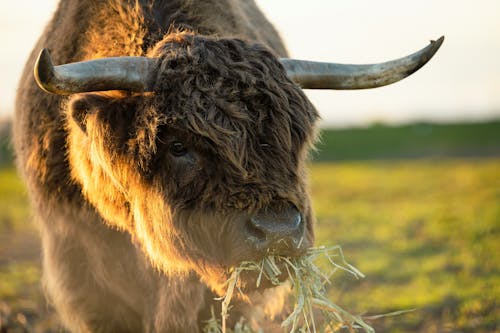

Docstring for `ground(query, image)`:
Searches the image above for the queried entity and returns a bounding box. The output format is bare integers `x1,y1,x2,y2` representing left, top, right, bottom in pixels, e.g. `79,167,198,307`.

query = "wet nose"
245,206,304,252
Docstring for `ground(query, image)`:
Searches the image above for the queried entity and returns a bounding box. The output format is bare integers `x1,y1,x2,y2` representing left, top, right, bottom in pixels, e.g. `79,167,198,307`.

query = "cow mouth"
195,250,304,298
235,263,288,292
222,229,313,295
227,249,313,297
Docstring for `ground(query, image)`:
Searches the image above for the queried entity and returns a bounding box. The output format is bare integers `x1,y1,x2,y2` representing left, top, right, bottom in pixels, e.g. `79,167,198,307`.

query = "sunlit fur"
14,1,319,332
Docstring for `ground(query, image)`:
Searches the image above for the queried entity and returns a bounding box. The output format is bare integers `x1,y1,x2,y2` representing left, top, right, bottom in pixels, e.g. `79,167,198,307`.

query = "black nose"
245,205,304,252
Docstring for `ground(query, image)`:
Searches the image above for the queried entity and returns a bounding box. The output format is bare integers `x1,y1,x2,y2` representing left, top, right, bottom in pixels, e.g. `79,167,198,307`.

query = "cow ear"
68,94,110,134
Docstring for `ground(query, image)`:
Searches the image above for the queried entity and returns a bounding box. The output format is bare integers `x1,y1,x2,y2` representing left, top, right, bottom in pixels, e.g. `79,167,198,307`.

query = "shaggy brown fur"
14,1,319,332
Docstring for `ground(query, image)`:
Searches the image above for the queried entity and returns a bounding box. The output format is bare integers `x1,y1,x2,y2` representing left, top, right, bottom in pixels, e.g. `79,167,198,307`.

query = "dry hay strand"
204,245,376,333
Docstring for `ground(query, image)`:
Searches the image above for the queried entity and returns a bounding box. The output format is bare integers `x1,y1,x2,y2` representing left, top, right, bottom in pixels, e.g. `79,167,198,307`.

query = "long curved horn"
280,36,444,89
34,49,158,95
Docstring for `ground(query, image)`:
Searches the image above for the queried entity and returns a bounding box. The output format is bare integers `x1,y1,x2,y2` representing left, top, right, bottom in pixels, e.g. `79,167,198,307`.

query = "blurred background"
0,1,499,332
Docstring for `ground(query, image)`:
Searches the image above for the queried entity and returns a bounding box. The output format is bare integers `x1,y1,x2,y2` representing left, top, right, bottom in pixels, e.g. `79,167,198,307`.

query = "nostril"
245,219,267,242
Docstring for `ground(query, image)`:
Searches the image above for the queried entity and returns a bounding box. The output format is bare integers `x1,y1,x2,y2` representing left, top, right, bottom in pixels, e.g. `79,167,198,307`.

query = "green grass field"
1,158,498,332
313,120,500,161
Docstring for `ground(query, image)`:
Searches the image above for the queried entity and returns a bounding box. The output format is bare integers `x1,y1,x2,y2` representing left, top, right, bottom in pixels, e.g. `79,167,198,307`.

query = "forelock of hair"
144,32,318,176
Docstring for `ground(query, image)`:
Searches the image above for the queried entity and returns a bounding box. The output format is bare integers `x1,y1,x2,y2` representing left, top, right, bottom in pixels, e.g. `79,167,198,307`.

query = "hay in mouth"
204,245,375,333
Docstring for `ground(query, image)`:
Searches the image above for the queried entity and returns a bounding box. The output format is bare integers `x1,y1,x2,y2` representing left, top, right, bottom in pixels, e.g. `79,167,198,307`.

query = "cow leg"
39,211,148,333
151,274,207,333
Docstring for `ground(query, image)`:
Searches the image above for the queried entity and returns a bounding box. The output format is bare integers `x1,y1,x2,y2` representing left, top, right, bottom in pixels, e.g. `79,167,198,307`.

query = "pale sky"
1,1,499,127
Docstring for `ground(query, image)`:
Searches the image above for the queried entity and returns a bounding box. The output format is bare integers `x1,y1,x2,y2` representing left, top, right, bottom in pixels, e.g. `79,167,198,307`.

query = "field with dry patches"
311,159,499,332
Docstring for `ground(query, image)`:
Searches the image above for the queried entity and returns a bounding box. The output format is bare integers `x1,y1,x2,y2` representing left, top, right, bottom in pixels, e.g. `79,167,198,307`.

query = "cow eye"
169,141,188,157
260,143,270,149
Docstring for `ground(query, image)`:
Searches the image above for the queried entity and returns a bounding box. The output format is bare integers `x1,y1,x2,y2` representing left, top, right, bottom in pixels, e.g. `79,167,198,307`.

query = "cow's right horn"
34,49,158,95
280,36,444,90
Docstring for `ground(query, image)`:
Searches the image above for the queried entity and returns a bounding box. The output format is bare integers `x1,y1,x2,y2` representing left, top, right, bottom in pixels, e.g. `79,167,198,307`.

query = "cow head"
34,32,443,293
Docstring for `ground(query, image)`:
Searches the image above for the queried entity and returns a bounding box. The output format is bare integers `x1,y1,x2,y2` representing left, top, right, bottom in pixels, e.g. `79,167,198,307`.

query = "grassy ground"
0,159,499,332
310,159,499,332
0,168,58,332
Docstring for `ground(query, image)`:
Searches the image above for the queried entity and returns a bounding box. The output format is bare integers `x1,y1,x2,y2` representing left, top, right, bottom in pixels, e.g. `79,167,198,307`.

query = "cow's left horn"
34,49,158,95
280,36,444,89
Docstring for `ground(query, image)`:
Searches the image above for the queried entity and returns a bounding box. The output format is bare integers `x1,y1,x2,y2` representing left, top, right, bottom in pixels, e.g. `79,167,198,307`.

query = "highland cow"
14,1,442,332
